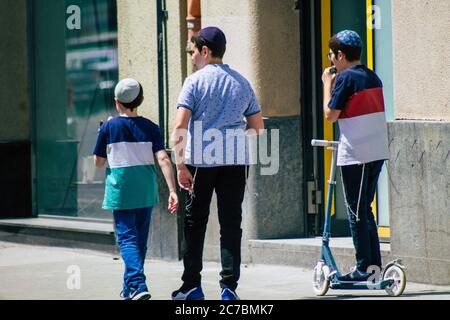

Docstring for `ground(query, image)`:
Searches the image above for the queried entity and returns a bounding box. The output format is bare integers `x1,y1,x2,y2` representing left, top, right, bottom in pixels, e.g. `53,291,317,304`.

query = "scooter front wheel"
312,262,330,296
383,265,406,296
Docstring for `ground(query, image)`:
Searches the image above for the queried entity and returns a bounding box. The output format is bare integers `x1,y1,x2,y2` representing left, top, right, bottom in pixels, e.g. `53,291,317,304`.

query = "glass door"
32,0,118,219
373,0,394,241
318,0,393,239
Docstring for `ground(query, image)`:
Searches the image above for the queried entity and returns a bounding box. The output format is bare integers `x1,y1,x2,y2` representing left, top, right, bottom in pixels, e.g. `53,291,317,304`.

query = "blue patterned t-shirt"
177,64,261,167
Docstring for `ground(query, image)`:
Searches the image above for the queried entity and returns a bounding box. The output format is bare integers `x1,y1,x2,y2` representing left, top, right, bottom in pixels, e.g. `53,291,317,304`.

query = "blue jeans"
341,160,384,272
113,207,153,296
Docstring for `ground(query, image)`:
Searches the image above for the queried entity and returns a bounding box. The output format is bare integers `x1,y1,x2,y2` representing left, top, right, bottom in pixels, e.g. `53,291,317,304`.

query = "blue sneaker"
171,286,205,300
221,288,239,300
130,287,151,300
120,290,131,300
120,285,131,300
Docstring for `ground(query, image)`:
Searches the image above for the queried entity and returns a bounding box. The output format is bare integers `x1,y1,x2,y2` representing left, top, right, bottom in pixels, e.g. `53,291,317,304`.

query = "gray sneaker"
337,267,371,282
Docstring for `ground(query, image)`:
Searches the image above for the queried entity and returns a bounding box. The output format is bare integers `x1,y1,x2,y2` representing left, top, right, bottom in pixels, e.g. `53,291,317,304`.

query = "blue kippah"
198,26,227,48
336,30,362,48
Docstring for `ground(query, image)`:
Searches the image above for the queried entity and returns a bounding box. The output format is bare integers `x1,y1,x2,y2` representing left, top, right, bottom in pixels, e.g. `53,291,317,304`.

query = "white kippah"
114,78,141,103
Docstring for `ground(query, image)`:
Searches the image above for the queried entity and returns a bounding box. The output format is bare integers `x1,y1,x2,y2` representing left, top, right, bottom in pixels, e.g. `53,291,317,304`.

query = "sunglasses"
327,51,340,61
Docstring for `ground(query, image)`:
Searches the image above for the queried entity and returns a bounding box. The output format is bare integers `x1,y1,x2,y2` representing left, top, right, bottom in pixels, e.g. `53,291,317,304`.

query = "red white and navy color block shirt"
329,65,389,166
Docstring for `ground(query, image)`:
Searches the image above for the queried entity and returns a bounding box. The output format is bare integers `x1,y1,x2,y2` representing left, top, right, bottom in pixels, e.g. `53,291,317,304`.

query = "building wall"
117,0,186,138
0,0,32,218
117,0,159,123
0,0,30,141
202,0,301,117
391,0,450,121
388,122,450,285
118,0,301,132
389,0,450,285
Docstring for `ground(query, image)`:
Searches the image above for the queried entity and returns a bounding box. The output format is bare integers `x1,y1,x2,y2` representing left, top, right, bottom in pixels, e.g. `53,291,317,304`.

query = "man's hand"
168,191,179,214
322,67,337,86
177,165,194,191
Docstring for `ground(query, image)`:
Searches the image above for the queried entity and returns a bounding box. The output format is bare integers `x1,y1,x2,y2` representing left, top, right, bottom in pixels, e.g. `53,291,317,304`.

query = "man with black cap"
171,26,264,300
322,30,389,282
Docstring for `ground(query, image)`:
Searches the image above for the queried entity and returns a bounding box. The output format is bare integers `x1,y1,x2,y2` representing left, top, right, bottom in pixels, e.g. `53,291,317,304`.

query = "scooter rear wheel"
312,262,330,296
383,265,406,296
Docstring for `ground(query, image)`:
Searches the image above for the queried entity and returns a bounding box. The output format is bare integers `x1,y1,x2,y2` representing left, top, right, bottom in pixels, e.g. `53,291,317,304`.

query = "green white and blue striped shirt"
93,116,164,210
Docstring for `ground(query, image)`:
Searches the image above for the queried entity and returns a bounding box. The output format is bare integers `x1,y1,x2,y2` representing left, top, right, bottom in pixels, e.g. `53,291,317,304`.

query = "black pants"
341,160,384,272
181,165,247,291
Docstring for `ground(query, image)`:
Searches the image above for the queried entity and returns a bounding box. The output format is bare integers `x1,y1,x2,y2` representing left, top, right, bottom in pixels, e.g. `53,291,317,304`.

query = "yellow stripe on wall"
378,227,390,239
366,0,374,70
366,0,378,223
321,0,335,216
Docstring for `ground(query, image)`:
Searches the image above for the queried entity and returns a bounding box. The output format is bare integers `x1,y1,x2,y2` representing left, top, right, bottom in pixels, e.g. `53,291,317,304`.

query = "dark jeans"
341,160,384,272
181,165,247,291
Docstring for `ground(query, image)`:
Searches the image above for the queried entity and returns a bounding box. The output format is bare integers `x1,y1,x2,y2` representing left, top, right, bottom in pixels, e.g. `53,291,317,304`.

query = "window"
33,0,118,219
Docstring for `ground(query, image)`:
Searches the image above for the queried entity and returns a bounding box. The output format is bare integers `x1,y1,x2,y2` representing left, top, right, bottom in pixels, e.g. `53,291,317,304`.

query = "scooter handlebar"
311,139,340,147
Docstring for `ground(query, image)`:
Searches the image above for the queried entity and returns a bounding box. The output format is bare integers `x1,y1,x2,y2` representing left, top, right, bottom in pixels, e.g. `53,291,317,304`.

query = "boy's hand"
177,166,194,191
322,67,337,86
168,191,179,214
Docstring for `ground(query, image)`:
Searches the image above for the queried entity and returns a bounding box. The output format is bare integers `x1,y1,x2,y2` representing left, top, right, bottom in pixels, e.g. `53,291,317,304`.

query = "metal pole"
156,0,165,143
323,145,337,240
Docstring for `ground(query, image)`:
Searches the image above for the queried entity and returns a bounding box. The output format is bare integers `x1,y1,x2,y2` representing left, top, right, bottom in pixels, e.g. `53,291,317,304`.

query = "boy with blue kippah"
94,78,179,300
322,30,389,282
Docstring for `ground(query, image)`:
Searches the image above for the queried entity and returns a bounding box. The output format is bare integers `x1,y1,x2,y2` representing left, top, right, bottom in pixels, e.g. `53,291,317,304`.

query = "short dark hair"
329,35,362,62
191,34,226,59
120,84,144,110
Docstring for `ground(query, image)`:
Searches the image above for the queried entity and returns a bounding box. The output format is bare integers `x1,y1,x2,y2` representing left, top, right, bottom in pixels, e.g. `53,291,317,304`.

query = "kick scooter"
311,139,406,297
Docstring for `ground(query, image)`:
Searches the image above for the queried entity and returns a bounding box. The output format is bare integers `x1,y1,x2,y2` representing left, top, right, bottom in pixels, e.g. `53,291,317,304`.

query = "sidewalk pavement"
1,241,450,300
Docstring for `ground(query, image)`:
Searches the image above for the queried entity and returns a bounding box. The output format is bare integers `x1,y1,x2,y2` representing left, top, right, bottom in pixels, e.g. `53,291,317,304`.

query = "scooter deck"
330,279,394,290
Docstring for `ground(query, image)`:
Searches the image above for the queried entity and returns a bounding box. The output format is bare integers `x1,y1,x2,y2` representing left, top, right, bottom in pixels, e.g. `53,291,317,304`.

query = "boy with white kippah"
93,78,179,300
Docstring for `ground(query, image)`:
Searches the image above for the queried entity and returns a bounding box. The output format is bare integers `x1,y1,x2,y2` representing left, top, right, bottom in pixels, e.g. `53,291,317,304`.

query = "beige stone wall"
117,0,158,122
0,0,29,141
166,0,188,140
118,0,300,137
197,0,302,262
202,0,300,117
391,0,450,121
117,0,187,143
